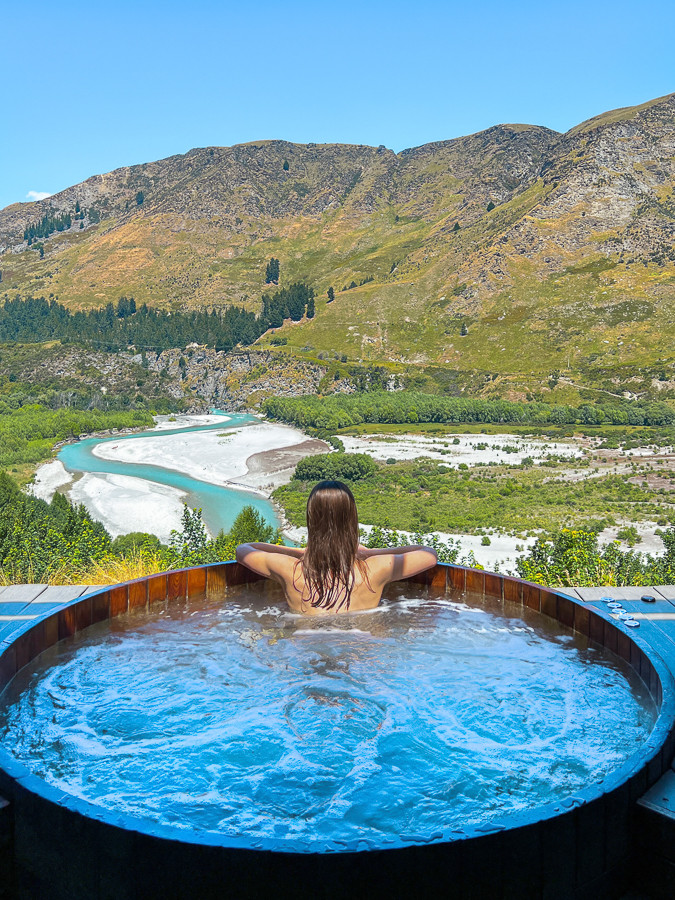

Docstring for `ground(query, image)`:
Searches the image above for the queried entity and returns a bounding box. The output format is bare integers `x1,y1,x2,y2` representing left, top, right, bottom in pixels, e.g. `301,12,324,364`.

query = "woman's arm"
364,545,438,584
358,544,434,558
235,542,303,578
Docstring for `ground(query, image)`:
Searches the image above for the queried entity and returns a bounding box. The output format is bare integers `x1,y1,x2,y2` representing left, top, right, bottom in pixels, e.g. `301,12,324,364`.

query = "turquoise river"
57,413,281,537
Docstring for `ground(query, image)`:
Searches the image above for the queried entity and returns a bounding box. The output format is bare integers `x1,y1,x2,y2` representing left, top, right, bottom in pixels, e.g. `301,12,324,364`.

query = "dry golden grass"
0,551,169,587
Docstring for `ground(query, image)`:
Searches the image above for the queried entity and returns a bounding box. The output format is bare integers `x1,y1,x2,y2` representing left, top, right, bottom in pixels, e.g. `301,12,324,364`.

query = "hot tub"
0,563,674,899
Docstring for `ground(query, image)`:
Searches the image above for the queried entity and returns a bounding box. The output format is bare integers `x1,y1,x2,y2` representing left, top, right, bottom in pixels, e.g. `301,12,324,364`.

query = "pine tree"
487,201,495,212
327,287,334,302
452,222,460,232
282,159,290,171
136,191,144,205
306,296,315,318
229,505,275,544
265,258,280,284
460,322,468,335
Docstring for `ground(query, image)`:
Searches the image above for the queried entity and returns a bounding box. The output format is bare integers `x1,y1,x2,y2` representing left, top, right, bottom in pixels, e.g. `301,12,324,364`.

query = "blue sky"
1,0,674,210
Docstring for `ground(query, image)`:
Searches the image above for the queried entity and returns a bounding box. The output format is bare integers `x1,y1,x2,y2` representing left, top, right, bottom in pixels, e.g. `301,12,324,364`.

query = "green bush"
362,525,480,566
324,434,345,452
293,452,377,482
0,473,111,581
617,525,639,547
227,506,277,545
516,528,675,587
111,532,163,556
0,472,279,583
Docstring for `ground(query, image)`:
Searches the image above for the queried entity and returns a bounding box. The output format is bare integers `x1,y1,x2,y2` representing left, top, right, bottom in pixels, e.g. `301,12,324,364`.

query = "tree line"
0,405,154,470
23,211,74,244
0,472,279,584
0,284,315,351
263,391,675,431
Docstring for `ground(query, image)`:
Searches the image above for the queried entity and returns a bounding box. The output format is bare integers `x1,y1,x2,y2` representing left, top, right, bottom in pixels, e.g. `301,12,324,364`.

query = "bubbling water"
0,589,655,850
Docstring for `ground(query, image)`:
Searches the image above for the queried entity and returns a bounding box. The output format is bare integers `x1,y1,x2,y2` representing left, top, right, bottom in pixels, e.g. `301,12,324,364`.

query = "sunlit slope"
0,128,553,310
1,93,675,382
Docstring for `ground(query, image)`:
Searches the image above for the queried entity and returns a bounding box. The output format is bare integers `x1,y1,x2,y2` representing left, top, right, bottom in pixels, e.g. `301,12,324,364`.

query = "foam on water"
0,590,656,850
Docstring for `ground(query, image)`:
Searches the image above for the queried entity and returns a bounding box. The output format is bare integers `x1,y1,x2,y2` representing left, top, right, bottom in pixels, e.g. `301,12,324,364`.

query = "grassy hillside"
2,94,675,393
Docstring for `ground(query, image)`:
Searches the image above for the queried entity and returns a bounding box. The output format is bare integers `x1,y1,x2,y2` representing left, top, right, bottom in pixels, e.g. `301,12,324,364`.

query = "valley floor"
31,416,329,542
30,414,675,572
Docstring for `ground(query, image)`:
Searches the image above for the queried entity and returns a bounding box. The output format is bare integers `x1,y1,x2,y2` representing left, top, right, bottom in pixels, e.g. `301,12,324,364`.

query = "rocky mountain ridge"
2,92,675,390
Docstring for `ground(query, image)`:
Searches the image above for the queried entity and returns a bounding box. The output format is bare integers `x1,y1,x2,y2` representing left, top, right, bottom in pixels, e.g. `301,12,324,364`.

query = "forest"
0,473,278,584
0,405,154,472
263,391,675,431
0,283,315,352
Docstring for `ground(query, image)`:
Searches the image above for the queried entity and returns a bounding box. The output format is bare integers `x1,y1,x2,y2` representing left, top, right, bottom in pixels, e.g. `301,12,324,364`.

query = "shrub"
324,434,345,452
516,527,675,587
293,452,377,482
617,525,639,547
111,532,163,556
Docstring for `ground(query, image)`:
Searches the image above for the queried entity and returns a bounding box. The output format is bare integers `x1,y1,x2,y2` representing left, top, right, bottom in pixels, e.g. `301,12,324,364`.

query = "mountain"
2,92,675,397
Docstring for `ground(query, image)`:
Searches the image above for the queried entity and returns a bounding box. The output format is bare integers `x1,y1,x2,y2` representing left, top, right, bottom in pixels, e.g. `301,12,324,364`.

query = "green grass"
274,455,675,536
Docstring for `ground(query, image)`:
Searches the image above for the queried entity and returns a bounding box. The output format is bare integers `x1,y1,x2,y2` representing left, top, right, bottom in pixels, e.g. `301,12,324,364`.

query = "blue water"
0,588,656,850
58,412,280,536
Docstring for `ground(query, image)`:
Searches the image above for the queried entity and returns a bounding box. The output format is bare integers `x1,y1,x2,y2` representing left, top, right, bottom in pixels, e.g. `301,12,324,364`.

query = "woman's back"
239,546,435,614
236,480,437,615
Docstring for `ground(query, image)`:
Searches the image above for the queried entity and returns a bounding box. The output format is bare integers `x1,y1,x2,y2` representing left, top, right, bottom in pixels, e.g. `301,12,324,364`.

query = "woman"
236,480,437,615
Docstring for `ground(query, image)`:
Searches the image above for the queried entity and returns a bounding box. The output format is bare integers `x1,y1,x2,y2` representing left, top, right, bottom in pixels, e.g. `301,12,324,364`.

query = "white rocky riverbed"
30,418,669,569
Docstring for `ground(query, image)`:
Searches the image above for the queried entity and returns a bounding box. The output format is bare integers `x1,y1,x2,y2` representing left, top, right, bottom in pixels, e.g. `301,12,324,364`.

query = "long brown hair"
296,480,368,611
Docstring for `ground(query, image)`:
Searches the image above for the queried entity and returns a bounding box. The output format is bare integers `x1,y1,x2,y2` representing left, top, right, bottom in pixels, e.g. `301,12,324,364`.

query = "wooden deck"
0,584,104,640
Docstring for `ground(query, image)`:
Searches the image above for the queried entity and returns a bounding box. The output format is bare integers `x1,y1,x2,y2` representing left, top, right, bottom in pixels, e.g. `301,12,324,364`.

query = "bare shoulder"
267,552,300,579
235,543,304,580
363,553,396,580
363,547,437,585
